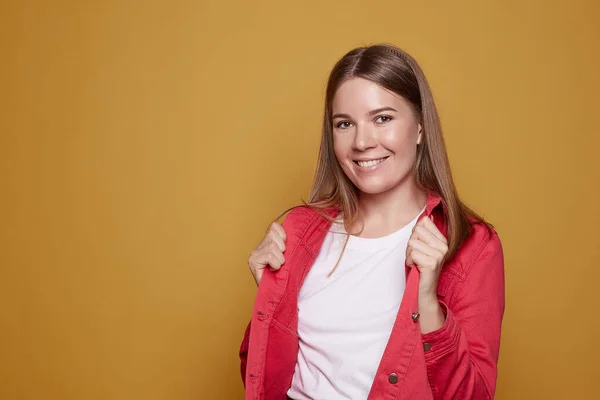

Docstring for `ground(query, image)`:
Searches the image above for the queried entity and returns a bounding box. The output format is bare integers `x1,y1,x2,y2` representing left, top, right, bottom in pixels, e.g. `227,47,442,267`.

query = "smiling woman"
241,44,504,400
332,79,423,199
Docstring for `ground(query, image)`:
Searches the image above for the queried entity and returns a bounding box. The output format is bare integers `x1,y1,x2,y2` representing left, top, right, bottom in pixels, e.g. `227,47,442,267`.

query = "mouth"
353,156,390,168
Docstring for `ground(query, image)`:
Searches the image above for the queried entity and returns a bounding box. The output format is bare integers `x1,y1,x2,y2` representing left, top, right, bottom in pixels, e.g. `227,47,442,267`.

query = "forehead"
332,77,405,112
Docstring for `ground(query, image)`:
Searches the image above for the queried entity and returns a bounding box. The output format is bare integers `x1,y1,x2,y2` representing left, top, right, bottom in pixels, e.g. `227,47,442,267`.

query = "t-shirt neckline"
331,206,426,251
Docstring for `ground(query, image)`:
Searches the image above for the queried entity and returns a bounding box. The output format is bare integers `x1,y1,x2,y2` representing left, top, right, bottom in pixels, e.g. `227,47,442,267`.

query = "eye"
335,121,353,129
375,115,393,124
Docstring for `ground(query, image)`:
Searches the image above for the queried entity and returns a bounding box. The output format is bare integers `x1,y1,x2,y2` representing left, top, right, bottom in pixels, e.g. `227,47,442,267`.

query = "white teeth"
357,157,386,167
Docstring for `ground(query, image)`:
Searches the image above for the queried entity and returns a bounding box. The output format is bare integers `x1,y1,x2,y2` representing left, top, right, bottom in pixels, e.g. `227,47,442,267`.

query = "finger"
406,250,414,267
413,225,436,245
267,250,285,270
413,226,448,254
408,238,442,259
420,216,447,244
248,250,265,271
258,222,287,249
257,236,271,250
266,230,286,252
250,243,283,267
409,248,433,268
270,222,287,242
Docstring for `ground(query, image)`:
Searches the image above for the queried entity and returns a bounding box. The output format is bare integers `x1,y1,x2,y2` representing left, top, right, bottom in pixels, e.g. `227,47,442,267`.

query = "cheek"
333,133,352,164
381,127,418,159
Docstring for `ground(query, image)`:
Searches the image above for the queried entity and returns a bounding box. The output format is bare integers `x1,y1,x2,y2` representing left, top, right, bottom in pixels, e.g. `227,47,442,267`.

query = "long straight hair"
279,44,486,268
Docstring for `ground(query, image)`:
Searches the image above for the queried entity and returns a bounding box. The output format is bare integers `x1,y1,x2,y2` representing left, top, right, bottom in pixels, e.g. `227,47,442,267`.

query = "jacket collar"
425,192,444,216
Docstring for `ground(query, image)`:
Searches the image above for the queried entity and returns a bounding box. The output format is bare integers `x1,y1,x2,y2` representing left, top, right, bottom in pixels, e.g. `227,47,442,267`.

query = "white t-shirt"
287,210,423,400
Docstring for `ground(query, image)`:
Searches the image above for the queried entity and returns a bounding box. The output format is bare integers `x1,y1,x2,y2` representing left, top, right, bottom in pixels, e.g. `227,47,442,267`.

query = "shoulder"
453,220,503,278
281,206,324,243
281,206,319,234
281,205,339,249
468,219,501,249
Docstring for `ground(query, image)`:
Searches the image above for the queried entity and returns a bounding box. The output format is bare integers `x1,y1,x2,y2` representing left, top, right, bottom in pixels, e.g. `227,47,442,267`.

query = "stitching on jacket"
456,231,495,293
448,231,498,398
461,227,496,277
256,208,322,394
281,207,314,260
300,242,315,258
458,231,499,397
443,223,497,284
271,317,299,338
397,325,419,393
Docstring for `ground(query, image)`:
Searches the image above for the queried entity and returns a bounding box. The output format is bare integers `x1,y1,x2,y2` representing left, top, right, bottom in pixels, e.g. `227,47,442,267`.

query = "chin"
354,181,396,195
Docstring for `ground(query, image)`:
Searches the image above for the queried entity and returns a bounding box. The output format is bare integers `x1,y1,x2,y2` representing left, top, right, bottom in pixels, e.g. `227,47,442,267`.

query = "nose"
352,123,377,151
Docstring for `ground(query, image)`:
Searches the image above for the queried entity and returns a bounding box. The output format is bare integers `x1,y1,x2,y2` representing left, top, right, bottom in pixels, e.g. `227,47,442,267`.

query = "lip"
353,156,390,171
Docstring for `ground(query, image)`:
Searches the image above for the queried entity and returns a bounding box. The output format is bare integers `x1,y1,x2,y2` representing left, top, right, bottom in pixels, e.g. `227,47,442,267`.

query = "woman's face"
332,77,422,195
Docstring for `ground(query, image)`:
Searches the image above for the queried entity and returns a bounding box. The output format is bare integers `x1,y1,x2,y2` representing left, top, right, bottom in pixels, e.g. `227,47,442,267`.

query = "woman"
239,44,505,400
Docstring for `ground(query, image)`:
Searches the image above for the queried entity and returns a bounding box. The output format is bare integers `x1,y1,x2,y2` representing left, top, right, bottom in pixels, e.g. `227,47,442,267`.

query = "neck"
353,179,427,238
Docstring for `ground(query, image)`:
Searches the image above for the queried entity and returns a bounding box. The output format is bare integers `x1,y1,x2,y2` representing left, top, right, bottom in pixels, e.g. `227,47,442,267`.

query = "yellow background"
1,1,598,399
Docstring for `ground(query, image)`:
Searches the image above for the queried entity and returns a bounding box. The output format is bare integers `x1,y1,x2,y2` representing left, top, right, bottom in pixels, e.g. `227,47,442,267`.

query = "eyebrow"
332,107,398,120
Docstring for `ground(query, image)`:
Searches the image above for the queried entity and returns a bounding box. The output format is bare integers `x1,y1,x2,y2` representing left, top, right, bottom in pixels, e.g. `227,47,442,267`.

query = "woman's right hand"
248,222,287,286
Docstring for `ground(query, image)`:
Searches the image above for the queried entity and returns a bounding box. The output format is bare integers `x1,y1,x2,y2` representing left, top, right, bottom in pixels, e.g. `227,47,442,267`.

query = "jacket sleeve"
422,231,505,399
239,320,251,387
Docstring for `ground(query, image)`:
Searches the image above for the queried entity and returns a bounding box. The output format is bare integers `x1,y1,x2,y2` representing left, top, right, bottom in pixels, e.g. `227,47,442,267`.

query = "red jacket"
240,194,505,399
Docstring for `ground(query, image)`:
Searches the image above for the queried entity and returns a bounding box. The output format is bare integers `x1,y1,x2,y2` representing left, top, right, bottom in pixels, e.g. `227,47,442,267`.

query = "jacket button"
423,342,431,352
257,311,268,321
388,373,399,384
411,312,420,322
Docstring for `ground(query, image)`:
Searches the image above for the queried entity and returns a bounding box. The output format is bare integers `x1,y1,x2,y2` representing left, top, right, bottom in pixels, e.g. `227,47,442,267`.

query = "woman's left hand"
406,215,449,333
406,215,448,299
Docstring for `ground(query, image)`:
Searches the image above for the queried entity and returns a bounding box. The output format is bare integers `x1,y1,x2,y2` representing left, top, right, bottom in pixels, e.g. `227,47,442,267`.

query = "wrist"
417,294,445,334
418,291,439,308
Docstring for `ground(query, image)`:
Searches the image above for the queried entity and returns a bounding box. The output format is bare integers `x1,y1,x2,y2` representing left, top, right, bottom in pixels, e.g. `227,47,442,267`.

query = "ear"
417,124,423,145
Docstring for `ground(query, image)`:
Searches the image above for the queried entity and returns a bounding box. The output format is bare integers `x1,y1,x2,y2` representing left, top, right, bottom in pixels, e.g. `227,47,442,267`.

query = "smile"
354,156,389,168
